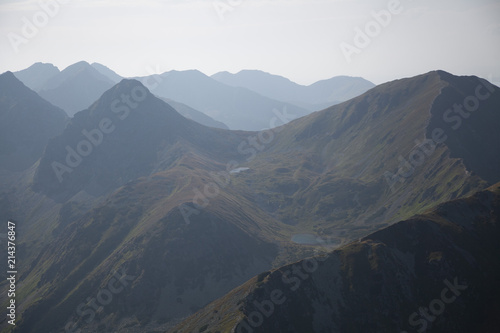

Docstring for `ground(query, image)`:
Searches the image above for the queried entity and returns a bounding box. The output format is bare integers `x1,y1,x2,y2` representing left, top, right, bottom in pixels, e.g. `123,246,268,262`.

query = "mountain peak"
405,70,491,86
36,61,116,115
0,70,68,171
17,62,60,73
1,71,35,93
13,63,60,91
66,60,91,68
0,70,16,80
114,77,144,89
163,69,208,79
432,69,492,86
67,78,153,121
97,78,149,103
91,62,123,83
237,69,272,75
57,61,96,76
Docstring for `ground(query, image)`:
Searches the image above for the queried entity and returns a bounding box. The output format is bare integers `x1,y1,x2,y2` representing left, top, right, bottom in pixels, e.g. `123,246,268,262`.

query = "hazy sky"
0,0,499,85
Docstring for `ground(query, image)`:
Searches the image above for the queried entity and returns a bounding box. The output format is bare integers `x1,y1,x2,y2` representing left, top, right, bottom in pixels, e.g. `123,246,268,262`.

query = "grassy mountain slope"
3,79,296,332
12,164,287,332
230,71,498,244
172,182,500,333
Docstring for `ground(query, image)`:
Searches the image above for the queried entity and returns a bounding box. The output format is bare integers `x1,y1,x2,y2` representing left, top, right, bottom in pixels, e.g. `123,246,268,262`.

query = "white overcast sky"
0,0,499,85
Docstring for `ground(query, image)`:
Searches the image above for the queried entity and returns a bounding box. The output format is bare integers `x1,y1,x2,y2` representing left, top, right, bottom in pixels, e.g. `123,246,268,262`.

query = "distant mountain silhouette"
14,62,60,91
36,61,115,116
14,62,284,130
212,69,375,111
160,97,229,129
91,62,123,83
139,69,311,130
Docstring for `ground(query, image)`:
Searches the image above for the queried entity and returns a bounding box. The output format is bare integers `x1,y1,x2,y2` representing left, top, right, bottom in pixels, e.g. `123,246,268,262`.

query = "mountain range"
0,67,499,333
212,70,375,111
13,62,375,130
35,61,116,115
132,69,312,131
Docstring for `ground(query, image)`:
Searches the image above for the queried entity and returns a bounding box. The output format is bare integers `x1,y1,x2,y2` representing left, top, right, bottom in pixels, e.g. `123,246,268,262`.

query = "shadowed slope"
0,71,68,171
173,182,500,333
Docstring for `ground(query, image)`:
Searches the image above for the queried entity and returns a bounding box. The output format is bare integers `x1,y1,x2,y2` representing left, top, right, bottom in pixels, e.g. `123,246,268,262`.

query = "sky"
0,0,499,85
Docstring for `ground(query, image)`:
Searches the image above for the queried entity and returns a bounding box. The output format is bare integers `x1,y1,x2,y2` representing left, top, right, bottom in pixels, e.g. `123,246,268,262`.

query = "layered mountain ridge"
0,69,498,333
135,69,312,131
37,61,116,116
16,61,375,131
212,69,375,111
33,78,246,201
